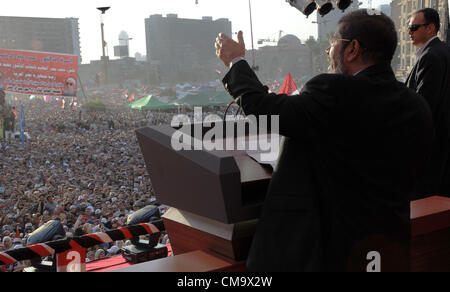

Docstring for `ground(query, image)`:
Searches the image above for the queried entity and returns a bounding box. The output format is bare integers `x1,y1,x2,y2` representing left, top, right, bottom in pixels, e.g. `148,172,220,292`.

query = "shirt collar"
416,36,438,58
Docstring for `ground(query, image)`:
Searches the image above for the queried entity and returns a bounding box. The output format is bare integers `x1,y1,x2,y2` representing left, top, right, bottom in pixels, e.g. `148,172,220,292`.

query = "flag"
15,226,20,239
128,93,135,102
278,73,299,96
20,105,25,148
60,97,65,109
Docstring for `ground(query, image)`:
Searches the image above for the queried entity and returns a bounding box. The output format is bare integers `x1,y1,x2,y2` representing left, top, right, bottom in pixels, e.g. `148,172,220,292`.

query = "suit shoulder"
417,49,443,68
425,41,450,58
304,73,354,92
309,73,353,83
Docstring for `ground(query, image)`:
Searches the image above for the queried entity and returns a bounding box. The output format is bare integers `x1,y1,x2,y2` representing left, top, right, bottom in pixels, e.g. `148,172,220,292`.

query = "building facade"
145,14,232,84
0,16,81,62
392,0,449,80
378,4,392,16
251,34,312,87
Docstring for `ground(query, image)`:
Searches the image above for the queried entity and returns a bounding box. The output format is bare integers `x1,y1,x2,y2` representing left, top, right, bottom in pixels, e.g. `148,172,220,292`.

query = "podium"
132,121,450,272
411,196,450,272
135,120,273,269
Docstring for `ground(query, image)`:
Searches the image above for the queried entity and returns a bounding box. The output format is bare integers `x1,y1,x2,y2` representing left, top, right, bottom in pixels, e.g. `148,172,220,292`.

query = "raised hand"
215,31,246,68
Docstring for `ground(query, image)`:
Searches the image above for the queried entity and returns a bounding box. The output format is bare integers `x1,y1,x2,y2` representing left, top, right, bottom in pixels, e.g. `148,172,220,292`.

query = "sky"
2,0,392,64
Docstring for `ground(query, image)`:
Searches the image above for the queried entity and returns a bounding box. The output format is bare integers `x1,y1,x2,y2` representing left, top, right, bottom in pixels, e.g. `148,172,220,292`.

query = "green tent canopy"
177,91,233,107
127,95,178,110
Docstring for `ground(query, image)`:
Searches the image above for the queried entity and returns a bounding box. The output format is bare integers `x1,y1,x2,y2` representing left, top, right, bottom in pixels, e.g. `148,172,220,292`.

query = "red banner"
0,48,78,97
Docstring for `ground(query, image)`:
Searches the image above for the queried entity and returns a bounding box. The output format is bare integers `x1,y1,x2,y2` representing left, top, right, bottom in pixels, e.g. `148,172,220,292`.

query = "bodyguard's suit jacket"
223,61,433,272
406,38,450,197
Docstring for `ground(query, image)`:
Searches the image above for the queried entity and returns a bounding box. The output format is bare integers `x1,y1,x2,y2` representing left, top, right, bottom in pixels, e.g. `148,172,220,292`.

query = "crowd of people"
0,87,224,271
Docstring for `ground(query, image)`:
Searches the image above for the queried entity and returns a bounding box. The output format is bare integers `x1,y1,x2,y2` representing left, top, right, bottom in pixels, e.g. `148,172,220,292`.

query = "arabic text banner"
0,49,78,97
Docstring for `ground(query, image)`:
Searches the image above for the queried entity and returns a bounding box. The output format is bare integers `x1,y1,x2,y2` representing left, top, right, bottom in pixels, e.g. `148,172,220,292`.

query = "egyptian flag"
278,73,299,96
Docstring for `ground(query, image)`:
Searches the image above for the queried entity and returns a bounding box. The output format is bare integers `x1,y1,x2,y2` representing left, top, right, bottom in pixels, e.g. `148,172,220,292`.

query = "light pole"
248,0,259,71
97,6,110,85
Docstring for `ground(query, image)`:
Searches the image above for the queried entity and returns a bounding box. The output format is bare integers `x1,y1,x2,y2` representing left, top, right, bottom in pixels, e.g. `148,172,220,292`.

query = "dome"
278,34,301,47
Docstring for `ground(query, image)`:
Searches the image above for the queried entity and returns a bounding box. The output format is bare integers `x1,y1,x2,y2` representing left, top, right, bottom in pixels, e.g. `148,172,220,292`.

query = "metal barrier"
0,220,164,266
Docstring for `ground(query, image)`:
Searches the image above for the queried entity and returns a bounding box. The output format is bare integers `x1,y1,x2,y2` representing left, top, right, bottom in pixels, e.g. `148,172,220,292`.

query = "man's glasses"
408,23,429,32
329,36,351,47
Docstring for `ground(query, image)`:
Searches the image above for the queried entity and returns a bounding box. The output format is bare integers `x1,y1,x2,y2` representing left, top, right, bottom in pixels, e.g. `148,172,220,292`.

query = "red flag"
16,226,20,239
128,93,135,102
13,106,17,117
278,73,299,96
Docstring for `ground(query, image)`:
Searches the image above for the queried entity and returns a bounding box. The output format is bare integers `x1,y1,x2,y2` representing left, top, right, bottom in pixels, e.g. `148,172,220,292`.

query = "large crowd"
0,87,230,271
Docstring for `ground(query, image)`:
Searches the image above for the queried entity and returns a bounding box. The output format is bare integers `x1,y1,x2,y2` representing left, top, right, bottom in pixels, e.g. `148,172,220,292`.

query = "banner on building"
0,49,78,97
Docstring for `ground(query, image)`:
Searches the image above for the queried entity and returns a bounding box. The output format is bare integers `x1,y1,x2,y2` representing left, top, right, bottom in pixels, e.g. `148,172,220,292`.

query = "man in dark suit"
215,10,433,271
406,8,450,198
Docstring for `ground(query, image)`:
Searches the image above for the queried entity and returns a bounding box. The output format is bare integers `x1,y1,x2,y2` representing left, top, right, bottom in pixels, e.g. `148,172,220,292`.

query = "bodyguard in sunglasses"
406,8,450,199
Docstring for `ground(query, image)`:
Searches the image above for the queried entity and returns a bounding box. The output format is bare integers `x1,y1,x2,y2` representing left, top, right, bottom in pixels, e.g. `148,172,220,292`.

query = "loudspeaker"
286,0,317,17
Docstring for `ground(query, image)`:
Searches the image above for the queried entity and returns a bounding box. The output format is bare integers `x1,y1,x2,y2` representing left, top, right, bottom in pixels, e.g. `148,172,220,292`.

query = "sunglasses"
408,23,429,32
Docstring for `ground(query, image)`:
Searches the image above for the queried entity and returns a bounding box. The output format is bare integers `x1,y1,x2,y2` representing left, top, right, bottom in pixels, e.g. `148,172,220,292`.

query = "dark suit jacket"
406,38,450,197
223,61,433,272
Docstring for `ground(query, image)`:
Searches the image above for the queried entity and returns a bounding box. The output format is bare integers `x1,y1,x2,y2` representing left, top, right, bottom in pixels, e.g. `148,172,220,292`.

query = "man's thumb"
237,31,244,45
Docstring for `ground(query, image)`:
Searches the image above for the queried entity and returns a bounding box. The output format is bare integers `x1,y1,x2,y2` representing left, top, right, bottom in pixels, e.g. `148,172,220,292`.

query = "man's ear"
345,40,362,62
428,23,437,36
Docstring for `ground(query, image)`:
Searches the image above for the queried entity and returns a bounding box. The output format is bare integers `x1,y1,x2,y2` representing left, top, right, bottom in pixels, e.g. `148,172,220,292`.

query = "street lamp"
97,6,110,85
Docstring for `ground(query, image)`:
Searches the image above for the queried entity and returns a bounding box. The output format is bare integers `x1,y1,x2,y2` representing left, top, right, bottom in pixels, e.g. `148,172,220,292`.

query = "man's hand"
215,31,245,68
